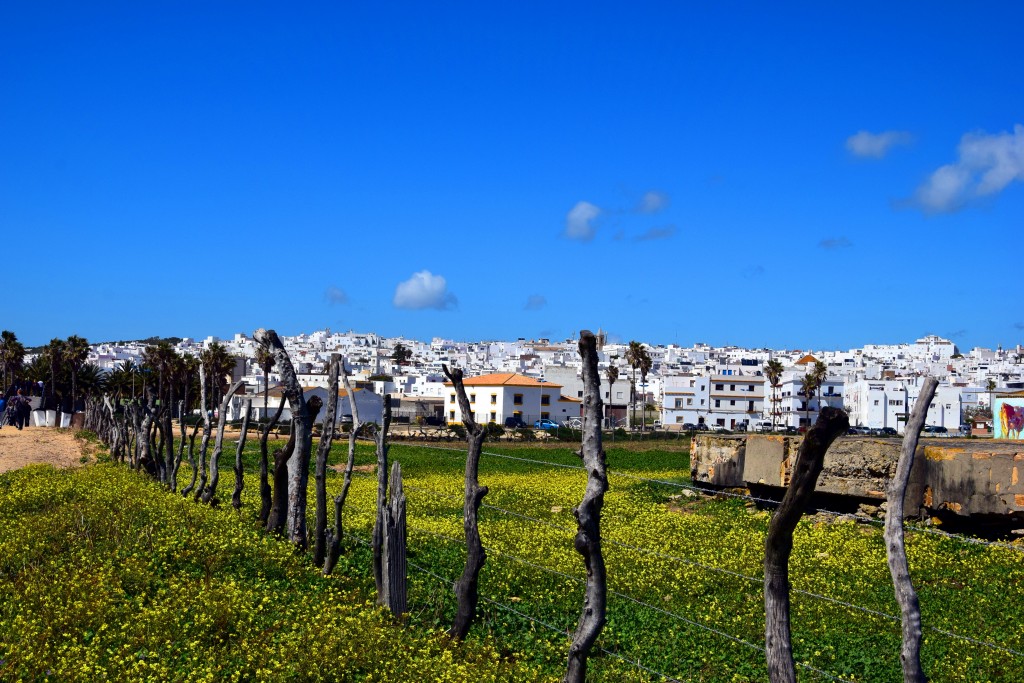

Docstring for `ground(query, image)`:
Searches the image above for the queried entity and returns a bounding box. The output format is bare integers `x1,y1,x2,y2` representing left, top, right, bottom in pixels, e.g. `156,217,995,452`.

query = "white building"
445,373,580,426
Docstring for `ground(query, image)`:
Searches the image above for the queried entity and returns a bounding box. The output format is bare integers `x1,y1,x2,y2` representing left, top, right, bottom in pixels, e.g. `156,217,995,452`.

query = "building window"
541,412,550,420
450,394,456,403
714,399,721,408
541,395,550,406
730,384,735,391
729,400,736,406
675,398,684,408
449,410,455,420
874,400,879,406
490,411,496,422
490,394,497,404
687,398,693,406
715,383,724,391
748,385,754,391
578,390,583,398
470,394,476,403
616,392,623,399
513,394,523,405
748,401,754,412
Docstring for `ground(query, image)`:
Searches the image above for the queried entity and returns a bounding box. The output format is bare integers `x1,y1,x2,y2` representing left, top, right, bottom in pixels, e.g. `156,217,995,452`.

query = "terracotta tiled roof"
444,372,562,388
794,354,819,365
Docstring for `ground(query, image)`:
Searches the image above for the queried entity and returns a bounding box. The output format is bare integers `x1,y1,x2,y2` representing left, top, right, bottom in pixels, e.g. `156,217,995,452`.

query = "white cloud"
914,124,1024,213
523,294,546,311
846,130,912,158
393,271,457,310
637,190,670,213
564,201,601,241
324,286,348,305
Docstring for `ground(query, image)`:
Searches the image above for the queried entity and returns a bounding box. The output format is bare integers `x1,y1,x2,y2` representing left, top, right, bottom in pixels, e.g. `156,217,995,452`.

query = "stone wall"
690,434,1024,518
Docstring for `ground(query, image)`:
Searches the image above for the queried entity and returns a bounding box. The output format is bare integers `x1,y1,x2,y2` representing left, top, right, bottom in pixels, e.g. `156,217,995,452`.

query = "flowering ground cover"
2,438,1022,682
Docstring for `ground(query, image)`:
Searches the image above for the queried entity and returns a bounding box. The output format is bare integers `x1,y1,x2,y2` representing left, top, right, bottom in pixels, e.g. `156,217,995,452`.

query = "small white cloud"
913,124,1024,213
637,190,670,214
324,286,348,305
564,201,601,241
524,294,547,311
846,130,913,158
634,225,676,242
393,271,457,310
819,237,852,249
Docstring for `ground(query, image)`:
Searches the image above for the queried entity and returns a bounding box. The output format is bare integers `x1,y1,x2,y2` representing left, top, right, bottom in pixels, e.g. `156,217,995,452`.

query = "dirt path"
0,426,89,474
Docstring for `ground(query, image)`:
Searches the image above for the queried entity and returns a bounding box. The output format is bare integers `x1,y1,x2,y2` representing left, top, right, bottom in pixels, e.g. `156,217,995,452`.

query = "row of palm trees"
1,331,244,424
764,357,828,430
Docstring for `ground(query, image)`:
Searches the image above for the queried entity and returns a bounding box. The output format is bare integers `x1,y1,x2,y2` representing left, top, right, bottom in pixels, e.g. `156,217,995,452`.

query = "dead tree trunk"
231,398,253,510
171,399,186,492
201,380,245,504
372,396,393,603
381,460,407,617
325,358,362,576
443,363,489,640
764,406,848,683
266,396,322,535
162,386,175,488
194,362,214,502
259,395,287,524
254,328,314,549
313,354,341,567
138,389,158,478
564,330,609,683
886,377,937,683
180,419,202,497
267,429,296,536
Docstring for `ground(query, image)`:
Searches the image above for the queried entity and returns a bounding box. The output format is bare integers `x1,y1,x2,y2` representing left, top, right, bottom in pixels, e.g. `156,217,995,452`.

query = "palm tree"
76,363,108,398
625,341,643,428
46,338,66,418
605,365,619,428
639,351,653,428
800,360,828,428
64,335,90,413
764,359,784,430
200,342,235,408
255,345,275,421
1,330,26,391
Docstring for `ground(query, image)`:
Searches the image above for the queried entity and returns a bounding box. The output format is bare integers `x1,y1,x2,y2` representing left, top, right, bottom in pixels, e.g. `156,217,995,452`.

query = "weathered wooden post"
324,357,362,575
381,460,407,617
372,396,393,602
201,380,245,504
764,406,848,683
443,363,488,640
313,354,341,566
886,377,937,683
564,330,608,683
231,397,253,510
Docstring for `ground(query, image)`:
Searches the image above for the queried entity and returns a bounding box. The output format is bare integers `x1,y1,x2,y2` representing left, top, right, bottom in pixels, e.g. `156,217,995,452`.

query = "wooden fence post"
764,406,848,683
564,330,608,683
381,460,407,617
886,377,937,683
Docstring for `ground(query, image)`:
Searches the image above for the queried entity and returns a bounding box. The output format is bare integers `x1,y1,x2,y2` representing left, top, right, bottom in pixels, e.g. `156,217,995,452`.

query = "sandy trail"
0,426,88,474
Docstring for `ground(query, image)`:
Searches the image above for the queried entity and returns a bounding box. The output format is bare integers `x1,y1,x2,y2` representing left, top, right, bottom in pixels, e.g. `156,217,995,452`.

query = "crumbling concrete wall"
690,435,1024,517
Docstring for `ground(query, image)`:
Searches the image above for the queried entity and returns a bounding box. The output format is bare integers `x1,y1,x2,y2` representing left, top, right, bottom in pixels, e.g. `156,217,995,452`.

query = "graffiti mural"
993,394,1024,439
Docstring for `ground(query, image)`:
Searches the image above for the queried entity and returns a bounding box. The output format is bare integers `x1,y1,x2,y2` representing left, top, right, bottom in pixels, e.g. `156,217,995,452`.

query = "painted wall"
993,396,1024,439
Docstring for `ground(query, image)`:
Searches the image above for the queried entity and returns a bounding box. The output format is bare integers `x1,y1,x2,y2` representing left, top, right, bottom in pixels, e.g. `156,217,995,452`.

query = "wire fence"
338,440,1024,681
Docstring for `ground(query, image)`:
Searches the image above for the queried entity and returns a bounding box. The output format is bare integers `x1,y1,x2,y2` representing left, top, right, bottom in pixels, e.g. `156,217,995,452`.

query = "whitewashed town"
68,330,1021,436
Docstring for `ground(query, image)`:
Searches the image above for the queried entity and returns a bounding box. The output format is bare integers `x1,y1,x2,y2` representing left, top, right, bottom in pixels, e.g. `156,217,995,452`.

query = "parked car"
695,423,709,431
340,414,353,425
959,424,972,435
504,416,527,429
880,427,898,436
681,422,698,431
533,418,560,431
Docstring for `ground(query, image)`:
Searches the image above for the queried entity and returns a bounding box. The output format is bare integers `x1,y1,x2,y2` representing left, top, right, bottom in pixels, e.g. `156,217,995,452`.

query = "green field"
1,436,1022,682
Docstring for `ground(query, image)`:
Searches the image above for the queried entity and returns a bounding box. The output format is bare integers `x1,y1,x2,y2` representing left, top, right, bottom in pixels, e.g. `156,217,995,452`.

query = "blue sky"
3,2,1023,350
